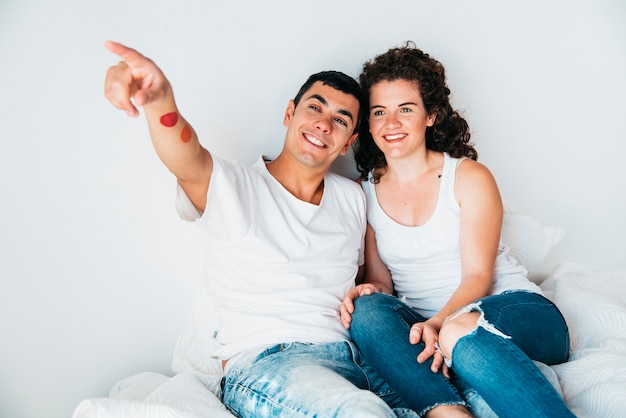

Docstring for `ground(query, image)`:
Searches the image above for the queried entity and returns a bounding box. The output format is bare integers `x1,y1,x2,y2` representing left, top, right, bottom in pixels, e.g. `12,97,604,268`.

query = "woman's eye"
400,107,412,113
372,110,384,117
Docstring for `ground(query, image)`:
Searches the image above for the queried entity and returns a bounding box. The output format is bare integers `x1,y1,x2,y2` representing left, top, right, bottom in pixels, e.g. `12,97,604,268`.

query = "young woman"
341,43,574,418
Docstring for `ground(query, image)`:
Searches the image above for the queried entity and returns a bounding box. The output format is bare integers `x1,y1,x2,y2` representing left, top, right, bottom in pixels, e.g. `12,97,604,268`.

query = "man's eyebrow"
306,94,328,106
306,93,354,122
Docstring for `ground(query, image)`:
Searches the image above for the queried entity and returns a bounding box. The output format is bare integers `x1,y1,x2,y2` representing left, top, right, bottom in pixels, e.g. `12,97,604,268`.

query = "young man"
104,41,402,417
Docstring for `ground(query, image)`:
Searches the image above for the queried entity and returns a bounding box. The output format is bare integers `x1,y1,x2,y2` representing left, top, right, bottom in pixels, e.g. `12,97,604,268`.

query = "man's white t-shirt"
176,156,366,359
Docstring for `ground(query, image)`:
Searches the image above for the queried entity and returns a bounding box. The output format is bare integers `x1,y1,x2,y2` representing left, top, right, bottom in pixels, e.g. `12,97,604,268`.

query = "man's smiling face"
282,81,360,170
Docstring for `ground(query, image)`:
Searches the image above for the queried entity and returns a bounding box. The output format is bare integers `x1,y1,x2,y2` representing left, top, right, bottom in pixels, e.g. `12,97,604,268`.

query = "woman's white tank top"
362,153,540,318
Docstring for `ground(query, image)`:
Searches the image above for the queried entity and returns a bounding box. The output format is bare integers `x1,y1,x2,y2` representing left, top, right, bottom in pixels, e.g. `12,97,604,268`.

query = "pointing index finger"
104,40,146,66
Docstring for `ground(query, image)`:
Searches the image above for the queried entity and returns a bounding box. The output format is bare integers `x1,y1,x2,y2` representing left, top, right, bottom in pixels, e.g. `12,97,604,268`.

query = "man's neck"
266,157,326,205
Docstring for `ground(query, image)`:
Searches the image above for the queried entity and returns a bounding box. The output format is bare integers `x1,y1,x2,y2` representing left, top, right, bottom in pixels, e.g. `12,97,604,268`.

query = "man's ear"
283,100,296,127
341,133,359,155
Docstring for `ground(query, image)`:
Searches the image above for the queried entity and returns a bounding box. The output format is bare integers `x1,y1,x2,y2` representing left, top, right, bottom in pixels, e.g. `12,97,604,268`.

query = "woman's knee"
353,292,390,310
352,293,392,322
438,311,481,359
351,293,396,340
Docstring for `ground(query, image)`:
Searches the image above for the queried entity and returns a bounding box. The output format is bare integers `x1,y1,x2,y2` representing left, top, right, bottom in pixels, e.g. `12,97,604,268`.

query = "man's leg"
221,342,396,418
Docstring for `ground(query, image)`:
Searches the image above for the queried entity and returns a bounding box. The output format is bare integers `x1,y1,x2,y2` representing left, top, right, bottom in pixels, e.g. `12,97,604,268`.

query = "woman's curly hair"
354,42,477,183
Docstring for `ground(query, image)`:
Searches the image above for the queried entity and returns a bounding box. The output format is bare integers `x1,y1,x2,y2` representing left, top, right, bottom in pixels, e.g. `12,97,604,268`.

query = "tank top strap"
440,153,464,211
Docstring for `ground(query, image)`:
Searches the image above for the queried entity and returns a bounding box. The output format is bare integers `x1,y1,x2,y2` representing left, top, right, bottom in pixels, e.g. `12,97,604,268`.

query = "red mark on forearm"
160,112,178,127
181,125,192,143
159,112,191,143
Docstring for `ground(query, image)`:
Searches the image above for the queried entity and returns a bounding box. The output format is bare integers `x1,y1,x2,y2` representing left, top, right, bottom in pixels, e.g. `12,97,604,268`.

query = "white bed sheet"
73,262,626,418
541,262,626,417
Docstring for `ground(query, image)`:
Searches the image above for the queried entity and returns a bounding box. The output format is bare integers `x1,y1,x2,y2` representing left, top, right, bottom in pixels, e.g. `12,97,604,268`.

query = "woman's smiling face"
368,79,436,159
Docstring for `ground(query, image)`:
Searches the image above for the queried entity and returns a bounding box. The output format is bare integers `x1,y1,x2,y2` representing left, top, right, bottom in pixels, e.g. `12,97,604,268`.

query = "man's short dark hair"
294,71,363,133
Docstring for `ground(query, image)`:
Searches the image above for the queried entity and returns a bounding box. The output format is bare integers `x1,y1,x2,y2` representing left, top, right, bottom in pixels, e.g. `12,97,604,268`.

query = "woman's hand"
409,321,449,377
340,283,378,329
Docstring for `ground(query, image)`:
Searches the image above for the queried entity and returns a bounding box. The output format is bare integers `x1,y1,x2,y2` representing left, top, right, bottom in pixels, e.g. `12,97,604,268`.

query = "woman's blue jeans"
350,291,575,418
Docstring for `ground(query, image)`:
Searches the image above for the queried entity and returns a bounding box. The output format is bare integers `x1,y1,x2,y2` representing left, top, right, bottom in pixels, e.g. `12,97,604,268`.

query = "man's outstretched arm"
104,41,212,212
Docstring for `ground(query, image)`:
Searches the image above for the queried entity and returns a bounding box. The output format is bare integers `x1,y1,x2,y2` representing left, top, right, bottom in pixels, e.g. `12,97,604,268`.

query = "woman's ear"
427,109,438,127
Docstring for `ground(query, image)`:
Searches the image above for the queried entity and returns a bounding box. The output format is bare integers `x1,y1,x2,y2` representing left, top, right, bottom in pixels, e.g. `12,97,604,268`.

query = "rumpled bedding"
73,262,626,418
541,262,626,417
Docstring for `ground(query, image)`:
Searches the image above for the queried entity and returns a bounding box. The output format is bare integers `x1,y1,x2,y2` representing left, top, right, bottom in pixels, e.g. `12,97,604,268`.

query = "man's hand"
340,283,378,329
104,41,172,117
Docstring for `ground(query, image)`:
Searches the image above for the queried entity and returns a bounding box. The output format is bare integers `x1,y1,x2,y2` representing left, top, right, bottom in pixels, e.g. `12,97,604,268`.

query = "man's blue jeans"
350,291,575,418
221,341,420,417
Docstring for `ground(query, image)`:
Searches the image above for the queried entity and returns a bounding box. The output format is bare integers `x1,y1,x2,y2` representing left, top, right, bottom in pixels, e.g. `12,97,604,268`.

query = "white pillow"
501,206,564,273
171,279,223,377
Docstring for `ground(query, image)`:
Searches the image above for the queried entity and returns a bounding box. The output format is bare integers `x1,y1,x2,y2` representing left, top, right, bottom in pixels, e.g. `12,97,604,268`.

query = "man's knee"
334,390,397,418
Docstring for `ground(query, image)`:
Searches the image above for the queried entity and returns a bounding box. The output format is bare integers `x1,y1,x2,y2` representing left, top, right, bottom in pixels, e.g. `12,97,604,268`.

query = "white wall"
1,0,624,416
